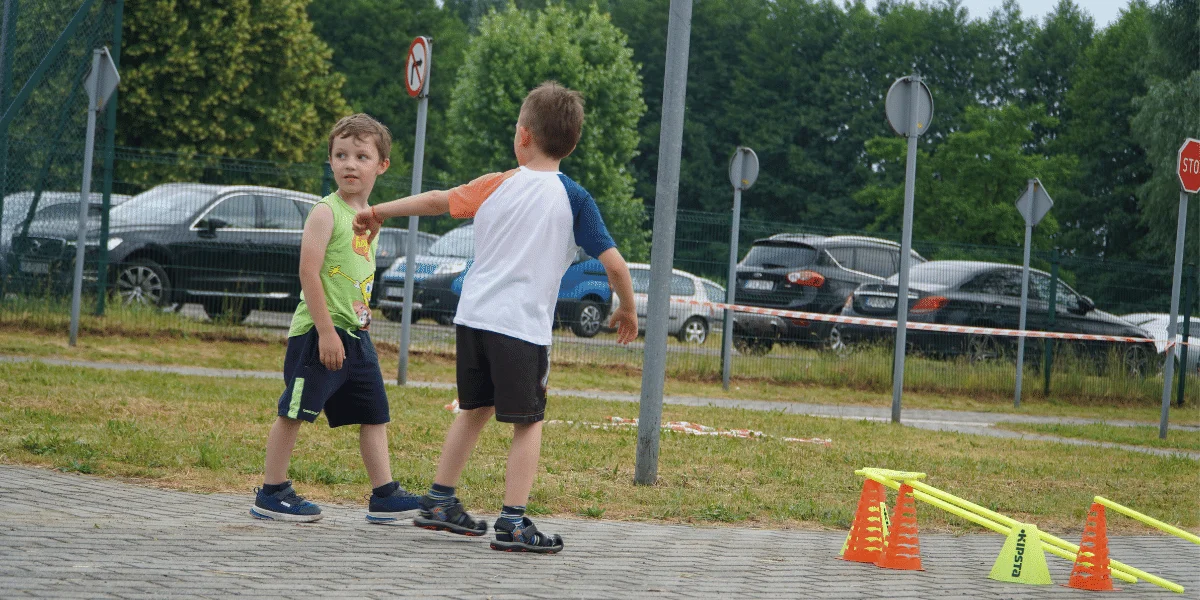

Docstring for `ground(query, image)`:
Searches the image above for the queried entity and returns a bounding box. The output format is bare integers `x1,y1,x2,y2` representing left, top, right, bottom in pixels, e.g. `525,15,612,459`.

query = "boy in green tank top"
250,114,419,523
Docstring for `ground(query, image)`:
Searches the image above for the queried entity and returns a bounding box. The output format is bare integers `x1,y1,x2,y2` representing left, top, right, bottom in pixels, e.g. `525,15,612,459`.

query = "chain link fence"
0,1,1191,405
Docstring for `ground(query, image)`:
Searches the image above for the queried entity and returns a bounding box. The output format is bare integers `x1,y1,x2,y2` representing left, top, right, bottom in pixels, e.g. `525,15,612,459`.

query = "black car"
11,183,321,321
1,191,130,278
838,260,1156,372
370,226,439,308
731,234,926,354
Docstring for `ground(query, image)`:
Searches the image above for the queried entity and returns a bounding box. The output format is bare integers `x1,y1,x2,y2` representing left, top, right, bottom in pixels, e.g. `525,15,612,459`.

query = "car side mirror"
1078,295,1094,313
198,217,227,237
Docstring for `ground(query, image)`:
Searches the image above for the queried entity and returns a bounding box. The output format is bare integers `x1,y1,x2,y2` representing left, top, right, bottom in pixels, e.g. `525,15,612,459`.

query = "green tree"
1132,0,1200,263
1054,3,1151,261
308,0,469,184
1016,0,1094,150
856,103,1074,249
118,0,349,162
445,4,647,257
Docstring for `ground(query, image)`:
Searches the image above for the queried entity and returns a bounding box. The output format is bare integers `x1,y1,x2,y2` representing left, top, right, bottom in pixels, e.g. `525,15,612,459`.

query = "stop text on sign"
1183,157,1200,175
1179,138,1200,194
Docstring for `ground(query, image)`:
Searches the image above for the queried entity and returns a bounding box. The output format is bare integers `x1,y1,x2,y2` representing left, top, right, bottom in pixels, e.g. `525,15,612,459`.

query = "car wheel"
114,259,171,307
676,316,708,344
435,312,455,326
1122,344,1153,377
733,334,773,356
967,334,1005,363
824,325,850,357
202,298,253,323
572,299,606,338
382,309,402,322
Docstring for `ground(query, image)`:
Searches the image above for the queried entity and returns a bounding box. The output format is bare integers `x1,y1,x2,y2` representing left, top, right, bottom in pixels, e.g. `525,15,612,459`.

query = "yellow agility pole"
900,479,1181,593
855,470,1139,585
857,469,1183,594
1095,496,1200,546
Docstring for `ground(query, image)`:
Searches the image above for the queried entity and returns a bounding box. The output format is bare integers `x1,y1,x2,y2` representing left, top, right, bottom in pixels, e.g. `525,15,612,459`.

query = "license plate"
20,260,49,274
744,280,773,291
865,296,895,309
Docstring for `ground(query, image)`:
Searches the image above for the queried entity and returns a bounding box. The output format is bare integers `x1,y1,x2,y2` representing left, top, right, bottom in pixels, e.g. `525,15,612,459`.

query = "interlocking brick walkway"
1,466,1195,599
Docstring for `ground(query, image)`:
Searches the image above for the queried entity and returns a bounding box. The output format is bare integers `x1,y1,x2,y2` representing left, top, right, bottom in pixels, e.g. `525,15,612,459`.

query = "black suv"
731,234,926,354
10,183,320,321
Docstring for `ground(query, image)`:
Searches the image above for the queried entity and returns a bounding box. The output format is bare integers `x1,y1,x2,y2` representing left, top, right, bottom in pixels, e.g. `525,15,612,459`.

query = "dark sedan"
10,183,321,321
838,260,1156,373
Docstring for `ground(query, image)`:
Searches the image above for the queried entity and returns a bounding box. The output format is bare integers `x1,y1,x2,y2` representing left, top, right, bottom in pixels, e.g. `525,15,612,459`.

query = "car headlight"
107,237,122,251
434,261,467,275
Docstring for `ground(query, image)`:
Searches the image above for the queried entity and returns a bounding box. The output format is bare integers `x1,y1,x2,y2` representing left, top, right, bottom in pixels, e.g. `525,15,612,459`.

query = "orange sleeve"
448,170,518,218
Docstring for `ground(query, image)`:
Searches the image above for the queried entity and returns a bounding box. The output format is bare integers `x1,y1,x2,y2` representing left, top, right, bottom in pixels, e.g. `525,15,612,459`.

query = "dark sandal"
413,495,488,536
490,517,564,554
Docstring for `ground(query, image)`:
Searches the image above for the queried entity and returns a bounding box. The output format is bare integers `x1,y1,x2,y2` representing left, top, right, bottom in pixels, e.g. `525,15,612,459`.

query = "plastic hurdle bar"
856,469,1185,593
1094,496,1200,546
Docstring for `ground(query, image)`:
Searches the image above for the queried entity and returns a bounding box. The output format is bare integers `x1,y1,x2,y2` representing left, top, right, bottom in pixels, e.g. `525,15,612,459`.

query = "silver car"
1122,313,1200,373
613,263,724,344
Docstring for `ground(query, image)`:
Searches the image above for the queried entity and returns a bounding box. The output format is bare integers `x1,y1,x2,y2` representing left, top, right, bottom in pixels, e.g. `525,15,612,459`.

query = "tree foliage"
856,104,1073,249
445,4,647,257
118,0,348,162
307,0,469,181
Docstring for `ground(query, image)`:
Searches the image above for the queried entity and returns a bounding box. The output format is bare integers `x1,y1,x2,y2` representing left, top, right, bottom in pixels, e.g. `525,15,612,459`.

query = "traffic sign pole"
1160,190,1186,439
888,73,931,424
721,147,758,391
1014,179,1036,407
398,37,431,386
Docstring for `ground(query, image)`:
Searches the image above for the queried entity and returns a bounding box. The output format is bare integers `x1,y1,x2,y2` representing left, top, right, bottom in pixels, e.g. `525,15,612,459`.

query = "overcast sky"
954,0,1129,27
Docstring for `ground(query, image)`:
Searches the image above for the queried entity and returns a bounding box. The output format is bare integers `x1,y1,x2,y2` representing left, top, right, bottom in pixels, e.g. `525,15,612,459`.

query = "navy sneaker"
250,482,322,522
491,517,564,554
366,485,421,524
412,494,488,536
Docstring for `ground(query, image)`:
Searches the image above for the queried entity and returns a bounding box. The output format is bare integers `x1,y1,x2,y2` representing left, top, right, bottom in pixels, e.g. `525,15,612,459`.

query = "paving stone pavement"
3,355,1198,461
0,466,1196,599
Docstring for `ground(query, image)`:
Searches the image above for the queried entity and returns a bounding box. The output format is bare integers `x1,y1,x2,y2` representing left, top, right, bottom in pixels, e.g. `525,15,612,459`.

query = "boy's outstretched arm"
599,248,638,344
352,190,450,241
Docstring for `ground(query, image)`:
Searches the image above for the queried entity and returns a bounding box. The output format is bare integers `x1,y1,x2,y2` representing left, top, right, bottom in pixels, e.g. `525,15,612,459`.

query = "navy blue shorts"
277,327,389,428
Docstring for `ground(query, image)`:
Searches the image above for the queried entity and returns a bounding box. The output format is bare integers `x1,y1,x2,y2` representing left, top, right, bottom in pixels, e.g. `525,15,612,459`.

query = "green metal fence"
0,137,1192,406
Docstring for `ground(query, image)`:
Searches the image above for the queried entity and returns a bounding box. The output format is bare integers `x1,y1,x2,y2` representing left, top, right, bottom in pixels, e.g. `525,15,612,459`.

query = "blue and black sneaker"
491,517,564,554
250,482,323,522
366,485,421,524
412,494,488,536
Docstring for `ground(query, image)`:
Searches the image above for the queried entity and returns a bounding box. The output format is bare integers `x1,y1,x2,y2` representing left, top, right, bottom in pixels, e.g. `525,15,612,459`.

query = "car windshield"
110,187,216,225
427,225,473,257
741,242,818,269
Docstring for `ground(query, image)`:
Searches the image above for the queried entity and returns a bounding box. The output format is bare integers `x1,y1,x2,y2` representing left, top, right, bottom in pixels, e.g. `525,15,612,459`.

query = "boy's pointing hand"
609,305,638,344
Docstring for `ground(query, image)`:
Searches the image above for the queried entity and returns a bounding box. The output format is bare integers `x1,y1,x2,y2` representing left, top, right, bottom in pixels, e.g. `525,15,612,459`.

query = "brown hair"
519,81,584,159
327,113,392,161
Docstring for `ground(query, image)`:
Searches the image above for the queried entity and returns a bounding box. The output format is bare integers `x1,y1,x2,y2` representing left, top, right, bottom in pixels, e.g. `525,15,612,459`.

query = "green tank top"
288,192,377,337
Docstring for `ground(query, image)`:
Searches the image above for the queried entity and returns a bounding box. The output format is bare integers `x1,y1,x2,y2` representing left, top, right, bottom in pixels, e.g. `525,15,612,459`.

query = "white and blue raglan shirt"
447,166,616,346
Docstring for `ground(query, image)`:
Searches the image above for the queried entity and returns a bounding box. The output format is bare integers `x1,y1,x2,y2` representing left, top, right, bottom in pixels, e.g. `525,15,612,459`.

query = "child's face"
330,134,389,197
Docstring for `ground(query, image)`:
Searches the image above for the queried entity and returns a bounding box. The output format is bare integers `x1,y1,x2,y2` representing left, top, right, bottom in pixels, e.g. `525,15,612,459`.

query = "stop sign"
1180,138,1200,193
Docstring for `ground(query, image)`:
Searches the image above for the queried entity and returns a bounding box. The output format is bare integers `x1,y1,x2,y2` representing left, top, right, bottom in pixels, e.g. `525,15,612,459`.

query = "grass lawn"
995,422,1200,452
3,326,1198,427
1,360,1196,535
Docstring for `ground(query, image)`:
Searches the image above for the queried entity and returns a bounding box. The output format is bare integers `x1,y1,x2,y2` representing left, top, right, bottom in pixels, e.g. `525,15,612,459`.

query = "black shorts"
277,327,389,428
456,325,549,423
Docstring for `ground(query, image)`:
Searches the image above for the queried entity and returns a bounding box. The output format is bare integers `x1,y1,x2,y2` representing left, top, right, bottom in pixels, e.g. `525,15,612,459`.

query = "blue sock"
500,505,526,528
428,483,456,507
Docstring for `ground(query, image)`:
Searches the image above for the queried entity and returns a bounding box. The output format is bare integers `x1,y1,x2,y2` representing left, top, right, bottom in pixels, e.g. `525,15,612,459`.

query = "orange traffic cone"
876,482,923,570
841,479,889,563
1067,503,1117,591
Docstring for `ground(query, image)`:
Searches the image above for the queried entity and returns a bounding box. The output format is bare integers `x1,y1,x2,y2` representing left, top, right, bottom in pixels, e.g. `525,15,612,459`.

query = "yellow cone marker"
989,523,1053,586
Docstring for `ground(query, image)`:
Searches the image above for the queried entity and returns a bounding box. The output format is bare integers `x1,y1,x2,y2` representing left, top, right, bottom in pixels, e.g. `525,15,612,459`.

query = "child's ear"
378,158,390,174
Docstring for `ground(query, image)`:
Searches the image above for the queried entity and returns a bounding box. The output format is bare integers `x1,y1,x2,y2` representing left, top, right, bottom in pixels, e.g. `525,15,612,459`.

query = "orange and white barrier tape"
672,297,1168,345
